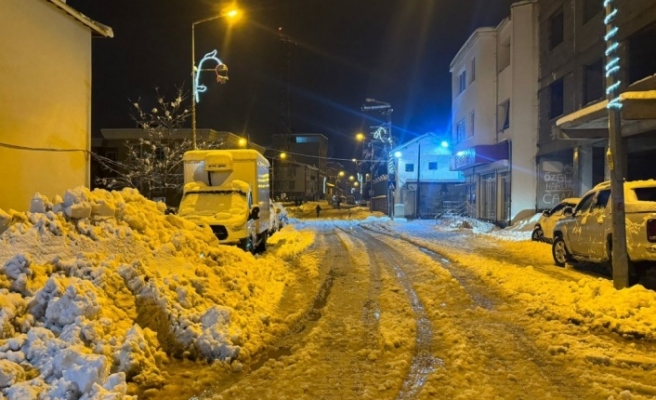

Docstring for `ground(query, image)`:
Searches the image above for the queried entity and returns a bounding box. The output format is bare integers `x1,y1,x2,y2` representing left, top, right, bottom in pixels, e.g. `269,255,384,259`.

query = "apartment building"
450,1,540,226
538,0,656,207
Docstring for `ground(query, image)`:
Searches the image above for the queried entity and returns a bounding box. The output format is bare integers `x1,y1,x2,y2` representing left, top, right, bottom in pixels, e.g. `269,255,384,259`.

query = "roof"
391,132,442,153
47,0,114,38
449,27,496,71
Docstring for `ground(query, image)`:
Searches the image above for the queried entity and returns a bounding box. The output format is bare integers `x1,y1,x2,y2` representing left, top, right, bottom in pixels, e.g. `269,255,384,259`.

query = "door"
567,192,596,255
481,173,497,221
587,189,611,259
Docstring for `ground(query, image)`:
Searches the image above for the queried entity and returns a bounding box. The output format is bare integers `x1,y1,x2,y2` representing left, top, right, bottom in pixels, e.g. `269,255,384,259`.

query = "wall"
451,29,498,150
508,1,540,221
0,0,91,211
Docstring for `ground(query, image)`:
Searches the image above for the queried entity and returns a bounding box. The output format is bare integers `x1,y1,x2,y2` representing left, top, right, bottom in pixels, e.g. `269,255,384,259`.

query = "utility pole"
604,0,629,288
361,98,393,213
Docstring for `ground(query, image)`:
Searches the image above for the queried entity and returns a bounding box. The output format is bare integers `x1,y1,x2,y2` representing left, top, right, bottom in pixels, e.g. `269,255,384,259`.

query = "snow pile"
433,213,539,241
0,187,314,398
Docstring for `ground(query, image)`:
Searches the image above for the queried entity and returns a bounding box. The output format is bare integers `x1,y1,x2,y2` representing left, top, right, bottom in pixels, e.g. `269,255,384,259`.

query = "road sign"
388,182,395,190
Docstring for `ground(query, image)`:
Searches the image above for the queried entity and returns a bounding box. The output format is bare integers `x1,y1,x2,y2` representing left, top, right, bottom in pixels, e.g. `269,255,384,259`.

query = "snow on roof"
47,0,114,38
557,91,656,127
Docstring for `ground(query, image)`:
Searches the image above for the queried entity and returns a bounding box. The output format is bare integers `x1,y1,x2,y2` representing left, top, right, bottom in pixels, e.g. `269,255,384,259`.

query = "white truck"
177,149,271,253
552,180,656,282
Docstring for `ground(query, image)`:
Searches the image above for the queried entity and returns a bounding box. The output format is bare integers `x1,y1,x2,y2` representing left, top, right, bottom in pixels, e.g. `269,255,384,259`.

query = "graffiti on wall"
537,159,575,209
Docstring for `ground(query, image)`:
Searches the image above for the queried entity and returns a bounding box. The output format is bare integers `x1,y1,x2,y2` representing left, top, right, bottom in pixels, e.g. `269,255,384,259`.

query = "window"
405,163,414,172
470,58,476,83
295,136,319,143
458,71,467,94
469,111,475,137
105,149,117,161
583,59,604,104
549,10,564,50
428,162,438,170
634,188,656,202
498,100,510,132
575,193,595,214
549,78,564,119
498,38,511,72
583,0,602,24
155,146,165,160
593,190,611,210
455,119,466,143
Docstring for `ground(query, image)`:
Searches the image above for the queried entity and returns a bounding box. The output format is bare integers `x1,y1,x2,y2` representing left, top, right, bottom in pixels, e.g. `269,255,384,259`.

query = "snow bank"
0,187,314,398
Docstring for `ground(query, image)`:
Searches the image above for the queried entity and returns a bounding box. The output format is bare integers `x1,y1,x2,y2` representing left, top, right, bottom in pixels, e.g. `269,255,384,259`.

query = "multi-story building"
449,1,540,226
538,0,656,207
271,133,328,200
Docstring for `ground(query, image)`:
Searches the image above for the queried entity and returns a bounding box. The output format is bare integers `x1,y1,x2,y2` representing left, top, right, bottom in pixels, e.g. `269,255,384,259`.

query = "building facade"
92,129,265,206
538,0,656,206
450,1,540,226
392,133,465,218
271,133,328,200
0,0,112,211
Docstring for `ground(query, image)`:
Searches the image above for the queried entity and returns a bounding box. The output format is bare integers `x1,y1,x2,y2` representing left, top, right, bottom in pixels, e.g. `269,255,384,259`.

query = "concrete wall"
0,0,92,211
508,1,540,220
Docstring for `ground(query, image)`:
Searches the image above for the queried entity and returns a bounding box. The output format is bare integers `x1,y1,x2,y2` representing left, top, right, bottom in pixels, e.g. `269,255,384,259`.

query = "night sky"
69,0,517,160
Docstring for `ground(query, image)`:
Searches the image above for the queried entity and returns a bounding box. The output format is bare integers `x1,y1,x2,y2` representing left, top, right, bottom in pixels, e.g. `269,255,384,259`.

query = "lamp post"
191,9,240,149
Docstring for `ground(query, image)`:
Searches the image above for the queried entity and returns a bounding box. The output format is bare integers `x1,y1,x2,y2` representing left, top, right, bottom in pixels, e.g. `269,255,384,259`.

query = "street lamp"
191,9,241,149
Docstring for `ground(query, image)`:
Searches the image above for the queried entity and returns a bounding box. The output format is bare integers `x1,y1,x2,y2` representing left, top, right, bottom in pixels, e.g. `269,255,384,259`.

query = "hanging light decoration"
604,0,622,110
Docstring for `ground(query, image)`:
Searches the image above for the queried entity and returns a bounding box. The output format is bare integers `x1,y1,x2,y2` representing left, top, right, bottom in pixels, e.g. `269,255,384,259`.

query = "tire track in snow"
341,225,440,400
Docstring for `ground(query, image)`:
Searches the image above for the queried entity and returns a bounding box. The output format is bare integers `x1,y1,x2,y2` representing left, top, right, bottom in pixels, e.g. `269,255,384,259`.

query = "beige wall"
0,0,91,211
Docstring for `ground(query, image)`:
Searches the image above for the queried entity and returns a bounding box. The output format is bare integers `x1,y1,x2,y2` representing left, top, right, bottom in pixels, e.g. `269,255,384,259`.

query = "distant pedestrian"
316,204,322,217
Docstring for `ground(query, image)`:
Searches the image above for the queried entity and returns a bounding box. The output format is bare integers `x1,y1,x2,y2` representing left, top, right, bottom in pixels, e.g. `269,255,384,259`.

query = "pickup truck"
551,180,656,280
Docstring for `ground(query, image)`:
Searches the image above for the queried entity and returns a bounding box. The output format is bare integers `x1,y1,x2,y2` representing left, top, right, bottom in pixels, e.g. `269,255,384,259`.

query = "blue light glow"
394,151,402,158
441,141,449,148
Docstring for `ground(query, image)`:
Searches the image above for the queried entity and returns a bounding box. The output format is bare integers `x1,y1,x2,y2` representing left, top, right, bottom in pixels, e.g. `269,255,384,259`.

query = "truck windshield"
178,190,248,217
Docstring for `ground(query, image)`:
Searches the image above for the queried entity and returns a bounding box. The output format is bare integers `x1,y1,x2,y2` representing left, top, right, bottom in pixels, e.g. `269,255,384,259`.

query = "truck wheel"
256,231,268,254
239,237,253,253
552,237,572,267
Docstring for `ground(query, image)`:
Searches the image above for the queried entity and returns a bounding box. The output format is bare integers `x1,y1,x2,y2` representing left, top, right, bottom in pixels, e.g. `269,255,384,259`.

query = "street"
154,219,656,400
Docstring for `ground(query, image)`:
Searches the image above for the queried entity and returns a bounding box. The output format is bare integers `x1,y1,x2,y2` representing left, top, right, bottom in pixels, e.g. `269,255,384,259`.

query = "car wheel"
531,227,544,242
552,237,572,267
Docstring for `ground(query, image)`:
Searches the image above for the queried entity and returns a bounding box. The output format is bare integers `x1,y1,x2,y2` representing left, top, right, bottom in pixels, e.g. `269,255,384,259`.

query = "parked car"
531,197,580,243
551,180,656,282
273,202,289,228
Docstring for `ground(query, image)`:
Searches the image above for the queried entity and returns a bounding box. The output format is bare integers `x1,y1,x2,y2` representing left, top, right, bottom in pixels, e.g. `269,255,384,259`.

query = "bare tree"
94,88,220,203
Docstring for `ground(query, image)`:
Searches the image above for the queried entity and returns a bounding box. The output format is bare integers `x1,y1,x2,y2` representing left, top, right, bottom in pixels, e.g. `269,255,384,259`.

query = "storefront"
450,141,511,226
